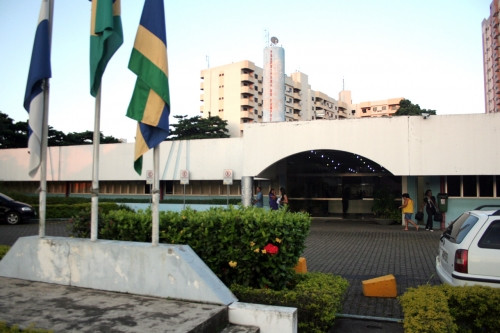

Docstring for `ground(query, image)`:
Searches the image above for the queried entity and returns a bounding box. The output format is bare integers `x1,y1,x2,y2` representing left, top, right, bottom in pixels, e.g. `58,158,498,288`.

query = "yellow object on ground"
362,274,397,298
294,257,307,273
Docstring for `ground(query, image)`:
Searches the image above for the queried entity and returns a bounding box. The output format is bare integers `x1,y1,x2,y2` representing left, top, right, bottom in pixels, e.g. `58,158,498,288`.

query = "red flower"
264,243,279,255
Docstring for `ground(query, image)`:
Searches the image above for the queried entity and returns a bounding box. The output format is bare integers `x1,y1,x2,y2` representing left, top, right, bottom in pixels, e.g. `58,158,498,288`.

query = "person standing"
279,187,289,208
423,189,437,231
399,193,419,231
253,186,263,208
269,188,278,210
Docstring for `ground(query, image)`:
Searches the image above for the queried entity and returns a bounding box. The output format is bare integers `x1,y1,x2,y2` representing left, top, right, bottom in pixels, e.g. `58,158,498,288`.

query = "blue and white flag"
23,0,53,177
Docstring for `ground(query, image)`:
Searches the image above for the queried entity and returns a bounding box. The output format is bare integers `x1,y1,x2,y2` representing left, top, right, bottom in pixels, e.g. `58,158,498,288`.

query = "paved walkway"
303,217,441,320
0,217,442,331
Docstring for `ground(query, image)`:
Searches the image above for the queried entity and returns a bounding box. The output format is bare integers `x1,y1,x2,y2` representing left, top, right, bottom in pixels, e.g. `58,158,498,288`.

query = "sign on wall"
180,169,189,185
223,169,233,185
146,170,154,185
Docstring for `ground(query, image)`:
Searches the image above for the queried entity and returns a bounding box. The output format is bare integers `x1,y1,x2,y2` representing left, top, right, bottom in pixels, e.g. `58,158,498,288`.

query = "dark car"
0,193,37,225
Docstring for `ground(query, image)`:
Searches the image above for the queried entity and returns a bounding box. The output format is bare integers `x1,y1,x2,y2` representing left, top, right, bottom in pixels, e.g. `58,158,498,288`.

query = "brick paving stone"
303,217,442,319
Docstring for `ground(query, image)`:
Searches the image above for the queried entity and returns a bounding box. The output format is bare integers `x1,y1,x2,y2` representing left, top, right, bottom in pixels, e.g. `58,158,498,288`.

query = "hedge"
70,205,311,290
400,285,500,333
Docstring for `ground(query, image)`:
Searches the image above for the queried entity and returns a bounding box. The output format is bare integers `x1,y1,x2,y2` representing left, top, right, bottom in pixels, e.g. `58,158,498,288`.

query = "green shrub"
68,204,132,238
231,272,349,333
399,285,457,333
69,206,311,290
159,206,311,289
400,285,500,333
0,245,10,260
38,202,129,219
441,285,500,333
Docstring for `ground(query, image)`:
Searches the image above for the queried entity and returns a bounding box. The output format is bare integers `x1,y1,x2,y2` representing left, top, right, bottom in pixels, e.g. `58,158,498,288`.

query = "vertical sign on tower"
263,36,285,122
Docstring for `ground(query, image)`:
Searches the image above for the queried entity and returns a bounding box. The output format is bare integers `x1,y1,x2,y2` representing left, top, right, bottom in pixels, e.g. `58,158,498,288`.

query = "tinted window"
479,176,494,197
447,176,460,196
463,176,477,197
444,213,479,244
478,221,500,249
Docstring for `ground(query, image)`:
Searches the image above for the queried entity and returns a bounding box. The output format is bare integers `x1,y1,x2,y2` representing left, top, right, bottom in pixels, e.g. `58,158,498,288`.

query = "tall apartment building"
200,46,403,137
482,0,500,113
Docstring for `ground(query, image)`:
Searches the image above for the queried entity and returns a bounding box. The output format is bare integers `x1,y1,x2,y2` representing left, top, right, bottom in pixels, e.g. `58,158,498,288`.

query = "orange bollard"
294,257,307,274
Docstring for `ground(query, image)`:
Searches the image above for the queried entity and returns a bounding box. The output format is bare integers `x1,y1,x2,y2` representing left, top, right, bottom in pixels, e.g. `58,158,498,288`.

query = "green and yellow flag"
90,0,123,97
126,0,170,175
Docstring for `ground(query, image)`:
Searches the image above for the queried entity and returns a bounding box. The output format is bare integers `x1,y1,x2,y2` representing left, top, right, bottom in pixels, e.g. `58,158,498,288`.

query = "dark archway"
283,150,401,215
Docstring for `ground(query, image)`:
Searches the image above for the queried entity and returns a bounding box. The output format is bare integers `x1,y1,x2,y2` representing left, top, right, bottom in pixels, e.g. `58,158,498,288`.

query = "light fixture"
422,112,429,119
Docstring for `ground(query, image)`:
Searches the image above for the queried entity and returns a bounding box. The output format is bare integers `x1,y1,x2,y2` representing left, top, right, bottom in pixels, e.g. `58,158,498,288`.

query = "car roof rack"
474,205,500,215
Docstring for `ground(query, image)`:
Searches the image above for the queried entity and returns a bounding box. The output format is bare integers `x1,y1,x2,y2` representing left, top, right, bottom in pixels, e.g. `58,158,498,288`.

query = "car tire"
6,211,21,225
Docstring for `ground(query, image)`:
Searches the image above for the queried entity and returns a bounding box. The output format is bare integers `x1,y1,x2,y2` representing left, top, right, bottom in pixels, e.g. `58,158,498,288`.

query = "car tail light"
454,249,468,273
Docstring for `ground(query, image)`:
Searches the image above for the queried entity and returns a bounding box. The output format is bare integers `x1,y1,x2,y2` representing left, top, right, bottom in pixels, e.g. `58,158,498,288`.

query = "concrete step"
0,277,258,333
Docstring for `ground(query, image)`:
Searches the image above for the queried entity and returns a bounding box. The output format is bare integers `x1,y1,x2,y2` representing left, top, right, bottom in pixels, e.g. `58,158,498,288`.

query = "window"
479,176,494,197
478,221,500,249
446,175,500,197
463,176,477,197
164,181,173,194
373,107,378,111
382,106,387,110
444,213,479,244
447,176,461,196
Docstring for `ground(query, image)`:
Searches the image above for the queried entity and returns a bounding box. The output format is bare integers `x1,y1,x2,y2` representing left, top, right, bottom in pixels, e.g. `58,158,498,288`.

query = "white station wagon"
436,205,500,288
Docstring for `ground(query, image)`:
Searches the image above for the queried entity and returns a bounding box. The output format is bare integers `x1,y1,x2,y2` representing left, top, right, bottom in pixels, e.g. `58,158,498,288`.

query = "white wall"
2,113,500,182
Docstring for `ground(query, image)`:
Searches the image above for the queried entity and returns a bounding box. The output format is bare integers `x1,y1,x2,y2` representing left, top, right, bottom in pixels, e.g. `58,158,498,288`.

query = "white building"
2,114,500,223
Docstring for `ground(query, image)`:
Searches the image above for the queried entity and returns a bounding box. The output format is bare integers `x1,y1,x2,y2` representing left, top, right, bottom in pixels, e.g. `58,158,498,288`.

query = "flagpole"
90,86,101,241
152,146,160,246
38,78,50,238
38,0,54,238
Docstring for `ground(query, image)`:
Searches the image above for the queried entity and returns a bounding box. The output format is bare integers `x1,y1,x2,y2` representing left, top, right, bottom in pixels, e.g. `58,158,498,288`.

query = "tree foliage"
394,99,437,116
168,115,229,140
0,113,26,149
0,111,121,149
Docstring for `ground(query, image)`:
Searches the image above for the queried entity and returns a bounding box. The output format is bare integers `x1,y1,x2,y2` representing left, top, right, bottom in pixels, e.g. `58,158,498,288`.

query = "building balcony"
240,74,253,83
240,111,254,119
315,110,325,119
240,60,256,72
241,86,254,95
200,82,204,90
200,94,204,102
240,98,255,107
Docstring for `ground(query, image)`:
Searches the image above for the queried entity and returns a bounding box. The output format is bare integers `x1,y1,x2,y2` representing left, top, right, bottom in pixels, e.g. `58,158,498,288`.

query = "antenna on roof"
206,55,210,69
264,29,269,47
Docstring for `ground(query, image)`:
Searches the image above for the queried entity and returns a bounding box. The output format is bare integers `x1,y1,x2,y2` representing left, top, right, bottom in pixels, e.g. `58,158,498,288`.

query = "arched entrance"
256,150,401,216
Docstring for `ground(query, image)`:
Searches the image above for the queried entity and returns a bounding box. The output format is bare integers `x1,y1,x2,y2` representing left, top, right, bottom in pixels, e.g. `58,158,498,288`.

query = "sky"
0,0,492,143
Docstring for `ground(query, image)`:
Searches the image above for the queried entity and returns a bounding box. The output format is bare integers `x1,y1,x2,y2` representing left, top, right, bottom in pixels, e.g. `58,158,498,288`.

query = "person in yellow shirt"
399,193,419,231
